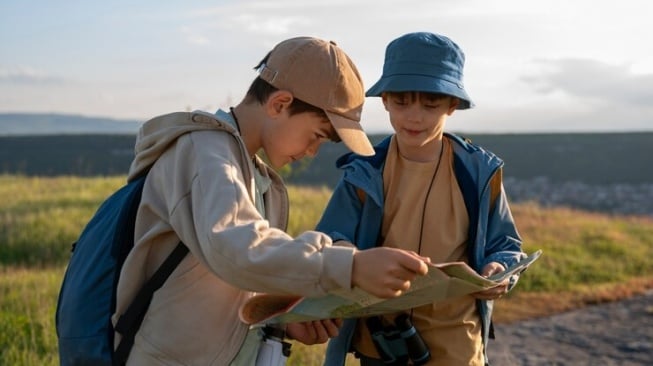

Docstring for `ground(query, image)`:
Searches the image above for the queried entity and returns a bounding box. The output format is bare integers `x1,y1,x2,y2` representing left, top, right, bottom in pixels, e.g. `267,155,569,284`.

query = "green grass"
0,175,126,267
508,203,653,293
0,267,63,366
1,175,652,365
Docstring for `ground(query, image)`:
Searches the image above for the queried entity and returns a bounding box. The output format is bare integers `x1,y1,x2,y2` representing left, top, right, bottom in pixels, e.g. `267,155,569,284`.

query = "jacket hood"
127,111,238,181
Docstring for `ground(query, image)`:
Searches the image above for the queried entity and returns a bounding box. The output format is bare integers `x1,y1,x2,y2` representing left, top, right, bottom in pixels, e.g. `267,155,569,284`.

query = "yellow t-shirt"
352,136,484,365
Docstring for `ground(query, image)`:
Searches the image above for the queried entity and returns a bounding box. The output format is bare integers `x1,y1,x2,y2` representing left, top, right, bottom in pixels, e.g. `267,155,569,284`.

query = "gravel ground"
487,290,653,365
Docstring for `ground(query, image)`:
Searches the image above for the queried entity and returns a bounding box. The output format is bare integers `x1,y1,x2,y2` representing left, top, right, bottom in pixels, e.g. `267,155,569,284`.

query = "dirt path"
487,290,653,365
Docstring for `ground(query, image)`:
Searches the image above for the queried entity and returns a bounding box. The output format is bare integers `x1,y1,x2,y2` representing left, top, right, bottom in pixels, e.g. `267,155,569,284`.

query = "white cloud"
231,14,311,35
525,59,653,108
0,65,65,85
180,26,211,45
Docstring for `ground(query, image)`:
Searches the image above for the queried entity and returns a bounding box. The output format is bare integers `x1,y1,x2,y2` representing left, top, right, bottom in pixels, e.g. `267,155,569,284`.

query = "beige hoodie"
112,111,355,365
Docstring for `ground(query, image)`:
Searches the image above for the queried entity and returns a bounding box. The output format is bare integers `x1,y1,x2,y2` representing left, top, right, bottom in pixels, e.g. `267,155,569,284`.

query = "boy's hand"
473,262,509,300
286,319,343,345
352,247,430,298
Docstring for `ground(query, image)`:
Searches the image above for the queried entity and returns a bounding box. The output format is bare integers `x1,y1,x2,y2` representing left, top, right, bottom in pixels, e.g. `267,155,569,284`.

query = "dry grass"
493,276,653,324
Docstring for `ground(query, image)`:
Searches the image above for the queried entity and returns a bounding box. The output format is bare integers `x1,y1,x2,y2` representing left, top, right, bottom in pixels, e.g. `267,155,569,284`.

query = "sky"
1,0,652,133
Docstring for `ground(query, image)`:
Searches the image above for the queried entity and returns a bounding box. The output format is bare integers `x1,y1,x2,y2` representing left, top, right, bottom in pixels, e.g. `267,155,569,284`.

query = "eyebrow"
321,119,340,142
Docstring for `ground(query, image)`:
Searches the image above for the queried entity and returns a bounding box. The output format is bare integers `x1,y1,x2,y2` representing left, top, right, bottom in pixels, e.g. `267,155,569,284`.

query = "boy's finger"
401,255,429,275
319,319,341,337
311,321,329,342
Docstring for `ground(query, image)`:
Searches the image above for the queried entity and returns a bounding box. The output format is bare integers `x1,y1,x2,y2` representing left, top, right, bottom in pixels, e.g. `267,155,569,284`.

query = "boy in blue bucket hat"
318,32,526,365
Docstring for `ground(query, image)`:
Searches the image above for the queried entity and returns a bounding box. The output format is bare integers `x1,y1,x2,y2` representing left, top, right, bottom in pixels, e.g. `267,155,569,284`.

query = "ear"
266,90,294,117
381,93,390,111
447,97,460,115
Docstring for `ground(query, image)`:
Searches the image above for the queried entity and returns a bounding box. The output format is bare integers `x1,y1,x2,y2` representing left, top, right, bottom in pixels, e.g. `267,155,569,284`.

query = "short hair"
245,77,328,119
384,91,455,102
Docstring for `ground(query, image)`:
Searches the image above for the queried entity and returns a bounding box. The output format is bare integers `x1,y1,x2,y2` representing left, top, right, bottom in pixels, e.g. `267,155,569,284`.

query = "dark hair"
246,54,327,119
384,91,454,102
244,77,328,119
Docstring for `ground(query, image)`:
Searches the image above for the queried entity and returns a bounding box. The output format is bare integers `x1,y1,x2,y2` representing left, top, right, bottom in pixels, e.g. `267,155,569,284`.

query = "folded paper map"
239,250,542,324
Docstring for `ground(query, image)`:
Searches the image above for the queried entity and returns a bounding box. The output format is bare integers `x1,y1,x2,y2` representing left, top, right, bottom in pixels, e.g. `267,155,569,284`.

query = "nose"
305,141,320,157
406,104,423,123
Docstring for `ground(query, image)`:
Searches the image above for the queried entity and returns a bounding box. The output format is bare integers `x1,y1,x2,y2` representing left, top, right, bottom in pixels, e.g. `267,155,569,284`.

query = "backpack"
55,174,189,366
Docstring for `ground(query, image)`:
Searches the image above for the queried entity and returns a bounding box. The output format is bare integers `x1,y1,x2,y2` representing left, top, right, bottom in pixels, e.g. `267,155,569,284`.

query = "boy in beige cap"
110,36,431,365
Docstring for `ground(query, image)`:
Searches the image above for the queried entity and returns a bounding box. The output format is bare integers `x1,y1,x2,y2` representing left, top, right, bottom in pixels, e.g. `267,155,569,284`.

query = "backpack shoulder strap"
113,242,189,365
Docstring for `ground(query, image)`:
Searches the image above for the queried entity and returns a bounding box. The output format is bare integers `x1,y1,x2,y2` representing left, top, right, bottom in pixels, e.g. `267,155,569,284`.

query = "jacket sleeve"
482,177,526,289
165,131,354,297
315,178,364,245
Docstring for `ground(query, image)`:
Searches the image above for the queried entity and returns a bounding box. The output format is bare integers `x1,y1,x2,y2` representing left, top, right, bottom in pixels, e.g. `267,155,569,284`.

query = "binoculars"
255,326,292,366
366,313,431,365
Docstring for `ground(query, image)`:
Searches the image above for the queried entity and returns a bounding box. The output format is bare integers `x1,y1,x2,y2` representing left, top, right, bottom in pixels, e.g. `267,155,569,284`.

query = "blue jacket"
317,133,525,366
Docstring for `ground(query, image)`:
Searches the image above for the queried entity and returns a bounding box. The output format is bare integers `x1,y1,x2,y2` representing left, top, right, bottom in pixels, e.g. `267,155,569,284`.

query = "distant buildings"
505,177,653,217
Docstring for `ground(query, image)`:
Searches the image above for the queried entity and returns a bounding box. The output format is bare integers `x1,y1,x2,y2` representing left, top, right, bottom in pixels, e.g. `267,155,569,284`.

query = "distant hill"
0,113,142,135
3,131,653,186
2,113,652,184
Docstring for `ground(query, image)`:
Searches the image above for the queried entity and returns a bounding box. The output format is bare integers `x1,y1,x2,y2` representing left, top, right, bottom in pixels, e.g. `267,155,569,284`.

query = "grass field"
1,175,652,365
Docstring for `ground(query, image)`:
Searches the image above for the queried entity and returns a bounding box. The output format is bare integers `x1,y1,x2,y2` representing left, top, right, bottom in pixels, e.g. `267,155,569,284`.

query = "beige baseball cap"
258,37,375,156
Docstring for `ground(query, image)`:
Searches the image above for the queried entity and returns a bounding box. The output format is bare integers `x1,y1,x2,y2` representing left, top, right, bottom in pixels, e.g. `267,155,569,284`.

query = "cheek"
286,127,315,150
388,113,403,128
389,118,400,131
265,128,307,157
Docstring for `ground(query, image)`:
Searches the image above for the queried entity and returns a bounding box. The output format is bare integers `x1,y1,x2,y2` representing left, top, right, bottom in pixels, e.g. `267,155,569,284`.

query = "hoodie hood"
127,110,239,181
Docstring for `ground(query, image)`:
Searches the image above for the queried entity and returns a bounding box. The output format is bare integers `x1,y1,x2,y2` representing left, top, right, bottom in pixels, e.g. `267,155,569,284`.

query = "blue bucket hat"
366,32,474,109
